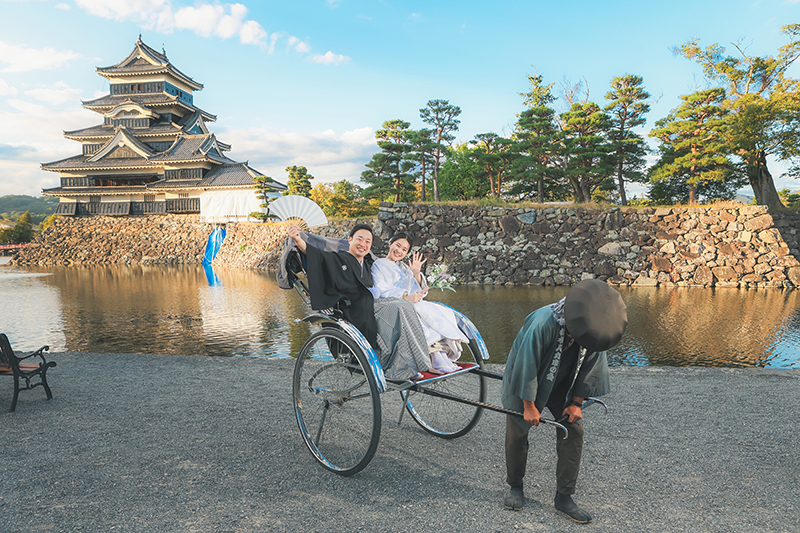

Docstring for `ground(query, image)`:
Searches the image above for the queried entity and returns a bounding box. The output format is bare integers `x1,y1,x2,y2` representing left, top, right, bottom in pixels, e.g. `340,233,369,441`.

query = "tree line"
254,25,799,215
358,24,800,209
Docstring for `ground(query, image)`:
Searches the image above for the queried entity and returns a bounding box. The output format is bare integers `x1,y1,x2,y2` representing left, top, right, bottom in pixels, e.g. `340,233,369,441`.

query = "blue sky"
1,0,798,198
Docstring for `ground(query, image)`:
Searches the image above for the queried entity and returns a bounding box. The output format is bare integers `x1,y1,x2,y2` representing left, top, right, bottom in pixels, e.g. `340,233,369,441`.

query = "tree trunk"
748,150,784,208
617,156,627,205
537,178,544,203
580,181,591,204
420,161,427,202
688,183,697,204
433,163,440,201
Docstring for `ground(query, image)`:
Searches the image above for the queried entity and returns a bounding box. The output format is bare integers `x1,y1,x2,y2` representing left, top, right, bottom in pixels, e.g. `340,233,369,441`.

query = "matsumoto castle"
42,37,285,220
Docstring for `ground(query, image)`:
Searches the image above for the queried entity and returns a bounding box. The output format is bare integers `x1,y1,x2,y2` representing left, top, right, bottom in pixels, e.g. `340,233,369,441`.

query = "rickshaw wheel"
293,327,382,476
401,340,487,439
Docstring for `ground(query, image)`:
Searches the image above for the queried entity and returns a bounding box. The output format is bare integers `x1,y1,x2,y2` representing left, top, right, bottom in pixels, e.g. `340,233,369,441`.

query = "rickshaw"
283,246,604,476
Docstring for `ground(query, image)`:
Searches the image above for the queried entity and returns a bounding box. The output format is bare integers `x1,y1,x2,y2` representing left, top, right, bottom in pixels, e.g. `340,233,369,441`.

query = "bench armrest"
18,346,50,363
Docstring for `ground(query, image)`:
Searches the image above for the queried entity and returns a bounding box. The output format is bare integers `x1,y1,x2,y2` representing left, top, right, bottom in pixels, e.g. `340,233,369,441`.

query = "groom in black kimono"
287,223,378,348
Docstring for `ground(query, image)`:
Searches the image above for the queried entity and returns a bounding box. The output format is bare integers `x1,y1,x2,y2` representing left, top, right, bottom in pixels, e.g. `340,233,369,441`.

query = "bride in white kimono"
369,233,469,373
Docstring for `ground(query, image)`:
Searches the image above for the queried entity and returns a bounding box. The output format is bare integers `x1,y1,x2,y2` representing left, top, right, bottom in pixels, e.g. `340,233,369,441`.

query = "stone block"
744,214,774,232
712,266,737,281
598,242,623,256
633,275,658,286
650,256,672,272
757,228,781,244
693,265,713,285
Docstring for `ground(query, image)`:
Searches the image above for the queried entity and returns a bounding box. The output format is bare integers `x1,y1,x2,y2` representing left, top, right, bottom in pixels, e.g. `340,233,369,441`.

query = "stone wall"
11,215,209,266
11,204,800,289
372,203,800,288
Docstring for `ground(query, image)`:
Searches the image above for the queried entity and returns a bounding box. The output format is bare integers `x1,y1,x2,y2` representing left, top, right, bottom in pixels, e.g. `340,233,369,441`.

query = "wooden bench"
0,333,56,412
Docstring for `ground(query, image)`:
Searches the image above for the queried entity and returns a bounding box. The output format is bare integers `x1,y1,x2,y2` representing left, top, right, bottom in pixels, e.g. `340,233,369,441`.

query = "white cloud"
72,1,347,57
75,0,170,25
55,3,71,10
0,99,95,196
240,20,269,47
25,81,82,106
217,125,376,184
75,0,268,48
0,78,17,96
287,36,311,53
0,41,80,73
310,51,350,66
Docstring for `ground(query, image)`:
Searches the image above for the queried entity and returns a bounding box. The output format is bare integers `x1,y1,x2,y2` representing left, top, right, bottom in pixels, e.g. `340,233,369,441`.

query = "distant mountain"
0,195,58,218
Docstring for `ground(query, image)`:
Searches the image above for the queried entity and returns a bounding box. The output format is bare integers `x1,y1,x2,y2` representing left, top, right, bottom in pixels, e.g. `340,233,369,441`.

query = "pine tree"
362,120,415,202
511,74,564,202
284,166,314,197
249,175,279,221
605,75,651,205
420,100,461,201
676,24,800,208
649,88,732,204
560,102,614,203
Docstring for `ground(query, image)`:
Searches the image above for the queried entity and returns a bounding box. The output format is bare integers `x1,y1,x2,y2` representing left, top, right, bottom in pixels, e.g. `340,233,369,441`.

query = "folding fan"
268,195,328,229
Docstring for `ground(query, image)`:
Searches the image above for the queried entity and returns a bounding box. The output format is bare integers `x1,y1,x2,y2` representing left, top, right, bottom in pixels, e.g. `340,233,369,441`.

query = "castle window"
144,194,155,202
89,195,101,203
178,193,189,199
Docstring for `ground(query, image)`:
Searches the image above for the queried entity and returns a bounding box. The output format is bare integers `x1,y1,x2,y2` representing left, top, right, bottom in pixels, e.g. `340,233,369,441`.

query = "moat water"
2,262,799,368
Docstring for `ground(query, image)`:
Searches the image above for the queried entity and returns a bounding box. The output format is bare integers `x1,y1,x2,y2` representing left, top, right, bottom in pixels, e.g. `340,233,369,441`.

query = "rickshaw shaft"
409,385,569,437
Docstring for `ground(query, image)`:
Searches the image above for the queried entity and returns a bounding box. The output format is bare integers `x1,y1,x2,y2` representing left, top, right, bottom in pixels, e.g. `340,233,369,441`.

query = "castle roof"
81,94,217,122
148,133,233,164
96,37,203,91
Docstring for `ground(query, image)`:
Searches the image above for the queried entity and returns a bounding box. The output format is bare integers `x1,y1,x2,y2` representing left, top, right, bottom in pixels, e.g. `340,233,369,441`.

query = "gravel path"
1,353,798,532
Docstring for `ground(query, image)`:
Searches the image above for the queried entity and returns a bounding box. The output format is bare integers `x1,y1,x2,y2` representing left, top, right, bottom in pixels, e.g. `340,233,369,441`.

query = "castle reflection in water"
2,264,799,368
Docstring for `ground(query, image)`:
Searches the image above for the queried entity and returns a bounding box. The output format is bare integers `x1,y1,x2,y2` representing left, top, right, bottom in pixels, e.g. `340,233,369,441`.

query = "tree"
284,165,314,197
676,24,800,208
605,75,651,205
406,128,436,202
2,211,34,243
647,146,746,204
362,119,416,202
511,74,565,202
649,89,732,204
420,99,461,201
437,143,489,200
310,180,379,218
249,175,280,221
560,102,614,203
469,133,514,197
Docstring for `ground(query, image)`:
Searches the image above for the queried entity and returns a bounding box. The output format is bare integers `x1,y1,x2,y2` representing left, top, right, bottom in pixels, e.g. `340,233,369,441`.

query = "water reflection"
1,264,799,368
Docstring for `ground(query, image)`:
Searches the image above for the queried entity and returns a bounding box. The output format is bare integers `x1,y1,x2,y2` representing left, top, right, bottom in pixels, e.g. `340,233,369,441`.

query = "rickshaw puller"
501,279,627,524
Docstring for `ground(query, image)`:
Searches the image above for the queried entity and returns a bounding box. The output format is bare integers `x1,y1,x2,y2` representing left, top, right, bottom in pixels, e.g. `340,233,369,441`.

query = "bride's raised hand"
409,251,427,276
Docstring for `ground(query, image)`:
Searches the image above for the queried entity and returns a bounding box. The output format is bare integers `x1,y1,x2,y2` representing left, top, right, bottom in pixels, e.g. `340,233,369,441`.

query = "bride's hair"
389,233,413,248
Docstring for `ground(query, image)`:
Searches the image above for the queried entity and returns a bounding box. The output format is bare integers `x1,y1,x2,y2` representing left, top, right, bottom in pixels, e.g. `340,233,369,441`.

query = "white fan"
268,195,328,229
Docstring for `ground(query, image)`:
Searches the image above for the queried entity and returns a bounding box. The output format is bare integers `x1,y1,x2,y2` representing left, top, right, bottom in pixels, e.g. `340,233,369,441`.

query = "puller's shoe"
554,492,592,523
503,486,524,511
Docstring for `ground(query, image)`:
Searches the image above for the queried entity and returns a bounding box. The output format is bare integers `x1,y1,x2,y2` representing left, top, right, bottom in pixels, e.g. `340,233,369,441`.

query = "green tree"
39,213,59,232
249,175,280,221
5,211,34,243
511,73,565,202
406,128,436,201
469,133,514,197
605,74,651,205
649,88,732,204
437,143,488,200
560,102,614,203
311,180,379,218
647,146,746,204
676,24,800,208
362,119,416,202
420,99,462,201
284,165,314,197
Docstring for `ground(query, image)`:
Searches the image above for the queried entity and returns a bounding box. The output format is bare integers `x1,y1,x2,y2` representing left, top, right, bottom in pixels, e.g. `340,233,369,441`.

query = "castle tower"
42,37,284,219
